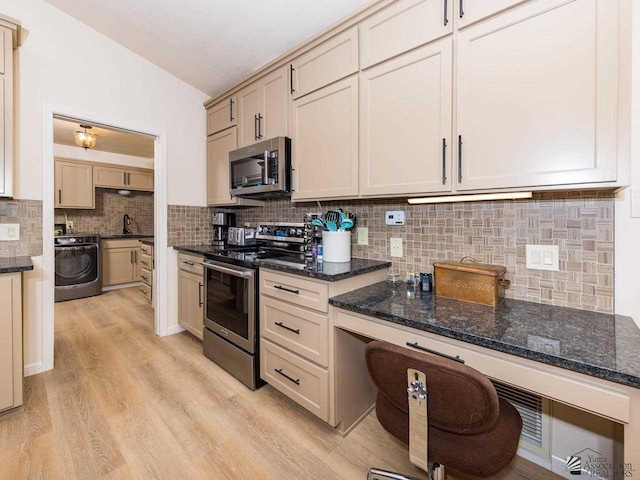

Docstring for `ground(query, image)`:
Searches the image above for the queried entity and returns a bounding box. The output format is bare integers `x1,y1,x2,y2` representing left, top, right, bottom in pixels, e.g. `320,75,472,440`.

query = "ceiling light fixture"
407,191,533,205
73,124,97,150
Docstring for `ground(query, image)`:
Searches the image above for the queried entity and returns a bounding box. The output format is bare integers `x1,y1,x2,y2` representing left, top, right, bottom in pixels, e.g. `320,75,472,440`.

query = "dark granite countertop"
0,256,34,273
173,245,391,281
101,234,154,240
140,238,154,246
329,282,640,389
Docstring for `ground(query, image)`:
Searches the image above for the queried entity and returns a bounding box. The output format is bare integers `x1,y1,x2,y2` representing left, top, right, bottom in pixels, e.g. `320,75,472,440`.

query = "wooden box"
433,258,510,307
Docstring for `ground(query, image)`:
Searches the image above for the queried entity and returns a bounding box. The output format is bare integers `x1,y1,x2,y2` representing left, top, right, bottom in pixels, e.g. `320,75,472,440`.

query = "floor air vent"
492,380,550,458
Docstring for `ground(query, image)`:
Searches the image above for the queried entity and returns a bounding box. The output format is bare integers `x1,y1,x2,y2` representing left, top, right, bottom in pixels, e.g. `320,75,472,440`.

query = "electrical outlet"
66,220,74,231
0,224,19,241
357,227,369,245
390,237,403,257
526,245,559,271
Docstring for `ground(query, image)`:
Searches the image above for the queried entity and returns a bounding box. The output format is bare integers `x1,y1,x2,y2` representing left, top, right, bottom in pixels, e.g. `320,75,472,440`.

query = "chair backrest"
366,341,500,435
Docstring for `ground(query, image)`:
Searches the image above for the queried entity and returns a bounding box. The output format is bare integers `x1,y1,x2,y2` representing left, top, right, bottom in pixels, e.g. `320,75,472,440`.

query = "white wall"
53,144,154,170
615,2,640,327
1,0,209,374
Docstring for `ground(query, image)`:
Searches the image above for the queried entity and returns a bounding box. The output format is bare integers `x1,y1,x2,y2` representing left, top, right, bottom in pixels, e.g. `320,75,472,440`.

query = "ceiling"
43,0,371,97
53,118,155,158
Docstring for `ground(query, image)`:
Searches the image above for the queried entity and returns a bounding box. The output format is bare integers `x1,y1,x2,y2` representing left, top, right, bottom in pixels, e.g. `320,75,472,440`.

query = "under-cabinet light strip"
407,191,533,205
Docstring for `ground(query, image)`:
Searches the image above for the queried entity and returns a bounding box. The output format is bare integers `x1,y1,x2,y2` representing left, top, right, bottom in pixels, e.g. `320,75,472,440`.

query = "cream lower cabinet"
139,242,153,303
360,38,453,196
54,159,94,209
291,75,359,200
0,272,22,415
259,268,387,424
456,0,619,191
102,239,142,286
177,253,204,340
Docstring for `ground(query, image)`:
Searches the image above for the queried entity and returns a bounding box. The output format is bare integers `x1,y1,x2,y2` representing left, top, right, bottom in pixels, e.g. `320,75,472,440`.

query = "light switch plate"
631,189,640,218
526,244,559,271
0,223,20,241
390,237,403,257
357,227,369,245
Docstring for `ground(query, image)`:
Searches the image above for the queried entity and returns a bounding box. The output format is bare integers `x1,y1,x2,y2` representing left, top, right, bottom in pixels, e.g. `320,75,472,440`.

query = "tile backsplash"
55,188,154,236
0,199,43,257
232,191,615,313
168,204,214,246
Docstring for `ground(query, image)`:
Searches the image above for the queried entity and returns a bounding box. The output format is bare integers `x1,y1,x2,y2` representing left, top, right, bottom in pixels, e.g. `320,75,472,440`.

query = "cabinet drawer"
260,296,328,366
140,267,153,287
291,26,358,99
102,239,141,249
177,253,203,275
139,284,152,302
139,253,152,271
140,243,153,256
260,339,328,421
261,270,328,313
207,96,237,135
360,0,452,69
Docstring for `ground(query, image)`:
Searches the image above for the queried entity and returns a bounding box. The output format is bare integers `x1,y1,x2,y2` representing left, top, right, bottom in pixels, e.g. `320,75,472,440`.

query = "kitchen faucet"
123,214,132,235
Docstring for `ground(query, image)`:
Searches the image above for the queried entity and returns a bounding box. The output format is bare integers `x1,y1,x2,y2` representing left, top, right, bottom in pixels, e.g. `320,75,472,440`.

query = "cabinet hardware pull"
275,322,300,334
182,260,195,266
458,134,463,183
128,173,131,185
406,342,465,363
58,189,62,204
198,282,203,307
459,0,464,17
275,368,300,385
140,288,147,294
290,64,295,94
254,114,259,140
135,250,138,263
257,113,263,139
442,138,447,184
141,275,148,281
123,172,127,185
229,97,235,121
444,0,448,25
130,250,134,263
274,285,299,294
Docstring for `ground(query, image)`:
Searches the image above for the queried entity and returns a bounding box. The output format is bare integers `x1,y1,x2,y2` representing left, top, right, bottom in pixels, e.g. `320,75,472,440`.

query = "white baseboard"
517,447,552,471
24,362,44,377
166,324,185,336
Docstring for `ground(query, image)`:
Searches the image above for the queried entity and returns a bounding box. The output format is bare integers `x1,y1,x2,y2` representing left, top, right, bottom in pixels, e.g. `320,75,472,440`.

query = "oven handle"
200,260,254,278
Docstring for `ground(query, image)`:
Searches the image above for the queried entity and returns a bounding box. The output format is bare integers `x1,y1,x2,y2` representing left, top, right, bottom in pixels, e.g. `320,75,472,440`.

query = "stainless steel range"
201,221,307,390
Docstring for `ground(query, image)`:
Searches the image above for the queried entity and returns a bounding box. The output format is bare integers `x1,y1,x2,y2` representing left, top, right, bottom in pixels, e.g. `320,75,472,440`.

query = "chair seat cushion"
376,393,522,478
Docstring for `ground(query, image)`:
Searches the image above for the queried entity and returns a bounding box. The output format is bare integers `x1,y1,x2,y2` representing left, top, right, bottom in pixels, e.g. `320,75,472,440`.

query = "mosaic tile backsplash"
168,204,214,246
55,189,154,237
231,192,615,313
0,199,43,257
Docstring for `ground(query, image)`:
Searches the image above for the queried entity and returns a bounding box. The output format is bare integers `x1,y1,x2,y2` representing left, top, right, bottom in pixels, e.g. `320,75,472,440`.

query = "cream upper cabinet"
359,0,453,70
93,164,154,192
291,27,358,100
456,0,529,28
54,159,94,209
237,83,262,147
360,38,453,197
0,27,13,198
178,269,204,340
207,127,238,206
206,95,236,136
261,66,289,140
127,170,154,191
455,0,619,191
291,75,359,200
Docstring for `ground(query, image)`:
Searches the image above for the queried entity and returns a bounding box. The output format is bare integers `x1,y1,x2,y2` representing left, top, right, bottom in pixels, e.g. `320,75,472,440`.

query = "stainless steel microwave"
229,136,291,198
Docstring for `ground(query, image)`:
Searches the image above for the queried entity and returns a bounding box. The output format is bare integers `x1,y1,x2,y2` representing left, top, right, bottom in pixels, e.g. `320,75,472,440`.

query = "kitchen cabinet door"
291,27,358,100
54,159,94,209
126,170,154,191
102,247,135,286
360,38,453,196
291,75,359,200
0,28,13,198
93,164,127,189
261,66,289,140
456,0,618,191
178,269,204,340
359,0,453,70
457,0,529,28
0,273,22,413
206,96,236,136
237,82,262,147
207,127,238,206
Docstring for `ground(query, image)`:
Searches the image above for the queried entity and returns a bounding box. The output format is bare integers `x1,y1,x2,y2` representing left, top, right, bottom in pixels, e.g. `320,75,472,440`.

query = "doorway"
42,105,170,372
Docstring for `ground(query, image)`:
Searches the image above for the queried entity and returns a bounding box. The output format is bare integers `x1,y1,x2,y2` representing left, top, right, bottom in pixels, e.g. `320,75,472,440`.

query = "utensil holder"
322,231,351,263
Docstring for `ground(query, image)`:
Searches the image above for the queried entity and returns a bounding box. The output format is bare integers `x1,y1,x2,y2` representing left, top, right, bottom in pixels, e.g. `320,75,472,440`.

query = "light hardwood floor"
0,288,562,480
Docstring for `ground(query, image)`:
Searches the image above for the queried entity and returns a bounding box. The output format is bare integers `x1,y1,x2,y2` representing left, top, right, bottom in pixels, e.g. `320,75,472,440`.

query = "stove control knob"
69,237,77,243
257,226,264,233
296,228,303,236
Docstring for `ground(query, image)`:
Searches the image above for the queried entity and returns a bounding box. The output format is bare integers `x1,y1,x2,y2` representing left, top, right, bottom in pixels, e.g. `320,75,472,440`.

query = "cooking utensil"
325,220,338,232
312,218,328,231
340,218,354,230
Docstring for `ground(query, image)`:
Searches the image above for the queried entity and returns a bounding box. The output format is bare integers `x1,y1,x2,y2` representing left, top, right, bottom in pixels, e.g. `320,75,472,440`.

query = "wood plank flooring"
0,288,562,480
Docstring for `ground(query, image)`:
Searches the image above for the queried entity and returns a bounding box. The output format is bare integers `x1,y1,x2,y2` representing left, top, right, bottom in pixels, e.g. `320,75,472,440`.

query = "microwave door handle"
264,150,269,185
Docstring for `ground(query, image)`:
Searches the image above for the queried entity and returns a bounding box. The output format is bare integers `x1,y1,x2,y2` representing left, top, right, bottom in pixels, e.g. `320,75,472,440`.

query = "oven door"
54,245,99,286
203,260,256,354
